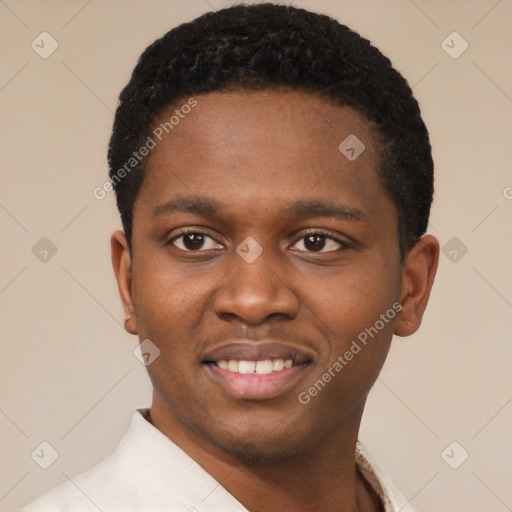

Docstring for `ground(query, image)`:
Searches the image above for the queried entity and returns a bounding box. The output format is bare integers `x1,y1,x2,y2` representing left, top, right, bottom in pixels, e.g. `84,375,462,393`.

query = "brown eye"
304,235,327,251
171,232,222,251
291,233,344,253
182,233,206,250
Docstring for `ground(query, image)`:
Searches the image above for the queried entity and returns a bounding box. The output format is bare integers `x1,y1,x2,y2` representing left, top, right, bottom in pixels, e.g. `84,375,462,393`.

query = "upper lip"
203,341,314,365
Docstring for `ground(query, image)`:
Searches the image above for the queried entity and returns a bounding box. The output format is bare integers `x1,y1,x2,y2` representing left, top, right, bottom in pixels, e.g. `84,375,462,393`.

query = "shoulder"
21,410,153,512
20,409,247,512
21,449,134,512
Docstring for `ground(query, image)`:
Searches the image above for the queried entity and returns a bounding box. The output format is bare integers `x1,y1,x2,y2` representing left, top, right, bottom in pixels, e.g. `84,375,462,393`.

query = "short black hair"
108,2,433,256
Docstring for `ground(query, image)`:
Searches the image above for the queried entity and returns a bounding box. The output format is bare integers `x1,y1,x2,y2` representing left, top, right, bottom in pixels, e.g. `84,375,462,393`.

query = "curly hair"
108,2,433,256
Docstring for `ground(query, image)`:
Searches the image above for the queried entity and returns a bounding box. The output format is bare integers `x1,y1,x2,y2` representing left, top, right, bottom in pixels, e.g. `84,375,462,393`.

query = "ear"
394,234,439,337
111,230,138,335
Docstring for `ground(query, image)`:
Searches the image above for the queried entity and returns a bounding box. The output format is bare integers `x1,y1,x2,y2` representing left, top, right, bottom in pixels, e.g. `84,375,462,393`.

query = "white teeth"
238,361,256,374
216,358,295,374
273,359,284,371
255,360,274,375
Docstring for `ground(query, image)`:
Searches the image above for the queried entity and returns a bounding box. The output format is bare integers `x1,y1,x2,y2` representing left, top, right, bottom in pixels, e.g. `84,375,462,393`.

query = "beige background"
1,0,511,510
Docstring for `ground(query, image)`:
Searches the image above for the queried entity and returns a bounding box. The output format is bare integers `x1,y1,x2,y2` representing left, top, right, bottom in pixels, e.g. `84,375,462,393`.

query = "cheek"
130,262,211,394
131,255,211,342
303,254,400,362
296,269,398,421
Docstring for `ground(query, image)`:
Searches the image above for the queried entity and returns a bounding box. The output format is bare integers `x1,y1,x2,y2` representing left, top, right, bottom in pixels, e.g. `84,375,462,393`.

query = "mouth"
202,341,313,400
214,358,294,374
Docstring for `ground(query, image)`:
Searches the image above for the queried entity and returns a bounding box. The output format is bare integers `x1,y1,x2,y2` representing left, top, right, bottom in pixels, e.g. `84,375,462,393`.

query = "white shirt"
22,409,415,512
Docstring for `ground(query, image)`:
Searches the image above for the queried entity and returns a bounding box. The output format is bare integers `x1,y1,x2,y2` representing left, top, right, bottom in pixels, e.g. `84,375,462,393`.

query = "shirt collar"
355,441,415,512
120,409,414,511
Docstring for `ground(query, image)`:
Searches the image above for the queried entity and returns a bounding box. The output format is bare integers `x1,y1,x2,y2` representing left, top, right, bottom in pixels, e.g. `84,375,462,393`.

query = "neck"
148,397,382,512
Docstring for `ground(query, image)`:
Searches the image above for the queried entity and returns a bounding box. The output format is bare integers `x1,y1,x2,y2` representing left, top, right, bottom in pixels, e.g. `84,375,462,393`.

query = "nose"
213,247,299,326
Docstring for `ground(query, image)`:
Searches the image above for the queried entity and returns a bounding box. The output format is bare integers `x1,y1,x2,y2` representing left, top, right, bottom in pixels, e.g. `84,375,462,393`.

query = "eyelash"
167,228,352,253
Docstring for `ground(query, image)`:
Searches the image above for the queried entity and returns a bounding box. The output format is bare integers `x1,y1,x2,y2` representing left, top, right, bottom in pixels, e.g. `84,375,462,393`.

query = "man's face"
128,90,403,457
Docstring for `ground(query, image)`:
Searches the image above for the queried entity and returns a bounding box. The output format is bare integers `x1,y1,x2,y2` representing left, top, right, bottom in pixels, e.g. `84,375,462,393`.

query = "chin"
202,415,314,461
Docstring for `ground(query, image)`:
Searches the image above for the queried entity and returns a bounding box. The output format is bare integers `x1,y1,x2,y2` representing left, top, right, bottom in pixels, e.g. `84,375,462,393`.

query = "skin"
111,89,439,512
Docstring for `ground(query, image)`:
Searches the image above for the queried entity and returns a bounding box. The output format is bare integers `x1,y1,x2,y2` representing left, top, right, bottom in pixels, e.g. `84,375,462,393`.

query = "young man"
23,3,439,511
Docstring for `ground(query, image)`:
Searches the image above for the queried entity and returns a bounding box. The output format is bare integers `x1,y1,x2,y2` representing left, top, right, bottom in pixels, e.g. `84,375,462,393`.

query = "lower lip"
205,363,309,400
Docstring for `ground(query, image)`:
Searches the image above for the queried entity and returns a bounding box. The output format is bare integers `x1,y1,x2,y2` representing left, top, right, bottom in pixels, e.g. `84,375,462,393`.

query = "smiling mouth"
204,359,311,401
210,358,295,375
202,341,313,400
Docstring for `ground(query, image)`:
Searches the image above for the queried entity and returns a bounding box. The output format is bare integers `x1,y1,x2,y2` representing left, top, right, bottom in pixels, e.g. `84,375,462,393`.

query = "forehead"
136,89,391,225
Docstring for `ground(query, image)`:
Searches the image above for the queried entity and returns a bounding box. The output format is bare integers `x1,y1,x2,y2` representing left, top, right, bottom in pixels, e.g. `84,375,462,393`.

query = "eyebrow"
152,196,223,217
288,199,365,222
152,195,364,222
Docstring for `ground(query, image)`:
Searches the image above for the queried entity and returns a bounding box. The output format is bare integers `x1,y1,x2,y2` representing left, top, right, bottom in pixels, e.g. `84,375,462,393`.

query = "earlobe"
394,234,439,337
111,230,138,335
